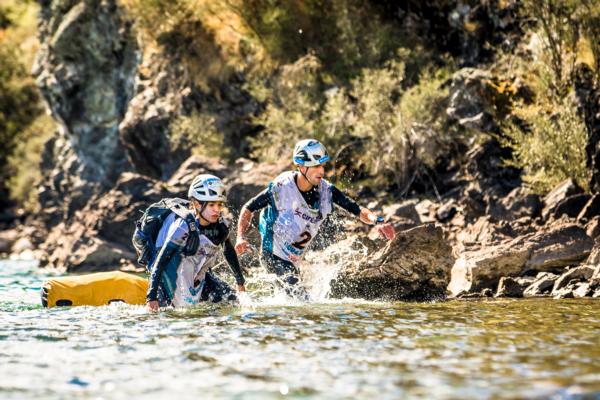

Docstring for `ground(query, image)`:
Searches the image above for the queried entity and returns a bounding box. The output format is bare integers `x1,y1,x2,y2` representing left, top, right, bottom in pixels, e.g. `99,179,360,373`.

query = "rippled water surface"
1,259,600,399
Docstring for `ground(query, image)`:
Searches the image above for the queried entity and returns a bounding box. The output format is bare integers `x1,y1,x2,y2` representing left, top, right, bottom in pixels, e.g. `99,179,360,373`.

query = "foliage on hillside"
498,0,599,193
3,0,600,216
0,1,46,209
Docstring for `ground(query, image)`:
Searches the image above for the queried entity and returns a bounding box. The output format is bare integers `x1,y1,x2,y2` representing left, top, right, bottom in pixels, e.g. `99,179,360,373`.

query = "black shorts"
260,252,309,300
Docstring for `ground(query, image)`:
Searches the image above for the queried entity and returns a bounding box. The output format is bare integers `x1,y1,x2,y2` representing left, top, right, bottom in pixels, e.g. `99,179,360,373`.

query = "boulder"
551,265,596,293
414,200,437,223
553,281,591,299
65,238,136,273
547,194,591,221
448,222,593,295
573,63,600,194
495,276,535,298
487,187,542,221
578,195,600,222
328,224,454,301
541,179,583,221
525,224,594,271
523,272,559,297
585,243,600,266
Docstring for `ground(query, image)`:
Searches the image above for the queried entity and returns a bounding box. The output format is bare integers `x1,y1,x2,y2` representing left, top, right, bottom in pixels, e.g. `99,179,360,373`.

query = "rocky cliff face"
32,0,138,226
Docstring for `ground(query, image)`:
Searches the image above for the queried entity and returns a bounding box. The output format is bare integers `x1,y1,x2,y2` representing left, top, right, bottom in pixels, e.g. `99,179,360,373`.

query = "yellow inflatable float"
41,271,148,308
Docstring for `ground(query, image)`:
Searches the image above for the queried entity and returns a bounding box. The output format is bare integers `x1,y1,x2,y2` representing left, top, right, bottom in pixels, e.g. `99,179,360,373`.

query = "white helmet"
293,139,330,167
188,174,227,202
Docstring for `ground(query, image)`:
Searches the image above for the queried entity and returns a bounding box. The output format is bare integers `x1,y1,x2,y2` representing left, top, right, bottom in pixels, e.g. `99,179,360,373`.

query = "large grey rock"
541,179,583,220
552,265,596,293
119,84,188,180
578,195,600,222
495,276,536,298
523,272,559,297
547,194,591,221
328,224,454,301
585,243,600,266
525,224,594,271
382,200,421,224
553,281,591,299
448,223,593,295
487,187,542,221
573,63,600,195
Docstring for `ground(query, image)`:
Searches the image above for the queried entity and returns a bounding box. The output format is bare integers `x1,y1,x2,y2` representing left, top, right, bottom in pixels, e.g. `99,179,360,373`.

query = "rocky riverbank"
1,0,599,301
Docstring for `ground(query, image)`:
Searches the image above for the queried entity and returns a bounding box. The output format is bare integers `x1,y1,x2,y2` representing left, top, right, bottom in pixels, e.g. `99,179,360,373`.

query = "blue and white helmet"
188,174,227,202
293,139,330,167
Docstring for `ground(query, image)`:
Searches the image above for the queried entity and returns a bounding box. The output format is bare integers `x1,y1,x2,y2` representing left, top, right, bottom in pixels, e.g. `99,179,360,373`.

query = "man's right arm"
235,188,271,255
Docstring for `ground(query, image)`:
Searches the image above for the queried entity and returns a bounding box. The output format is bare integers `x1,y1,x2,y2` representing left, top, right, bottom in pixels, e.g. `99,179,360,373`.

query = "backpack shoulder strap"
164,198,200,256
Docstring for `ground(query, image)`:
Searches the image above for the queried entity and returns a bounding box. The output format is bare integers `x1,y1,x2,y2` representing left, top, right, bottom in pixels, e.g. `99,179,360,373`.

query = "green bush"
0,43,43,204
7,115,55,211
169,111,230,159
501,101,589,194
248,54,324,162
249,48,454,189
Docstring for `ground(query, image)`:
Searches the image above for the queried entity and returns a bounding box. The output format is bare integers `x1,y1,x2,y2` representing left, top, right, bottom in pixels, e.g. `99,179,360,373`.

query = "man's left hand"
237,284,246,292
376,223,395,240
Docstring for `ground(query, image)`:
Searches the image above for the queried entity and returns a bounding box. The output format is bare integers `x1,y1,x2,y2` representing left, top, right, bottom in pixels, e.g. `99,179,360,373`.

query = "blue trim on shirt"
259,183,278,254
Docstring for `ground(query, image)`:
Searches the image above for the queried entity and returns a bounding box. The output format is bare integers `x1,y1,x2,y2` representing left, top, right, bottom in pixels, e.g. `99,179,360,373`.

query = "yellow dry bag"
41,271,148,308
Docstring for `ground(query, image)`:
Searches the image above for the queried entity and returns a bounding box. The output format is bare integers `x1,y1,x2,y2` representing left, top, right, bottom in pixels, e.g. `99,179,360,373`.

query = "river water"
1,258,600,399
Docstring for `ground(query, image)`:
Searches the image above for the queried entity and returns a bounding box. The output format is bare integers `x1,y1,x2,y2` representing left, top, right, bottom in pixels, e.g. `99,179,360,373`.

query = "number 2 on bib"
291,231,312,250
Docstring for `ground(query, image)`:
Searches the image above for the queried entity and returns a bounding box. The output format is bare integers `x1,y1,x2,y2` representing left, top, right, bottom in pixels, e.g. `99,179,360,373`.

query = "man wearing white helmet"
146,174,246,311
235,139,395,298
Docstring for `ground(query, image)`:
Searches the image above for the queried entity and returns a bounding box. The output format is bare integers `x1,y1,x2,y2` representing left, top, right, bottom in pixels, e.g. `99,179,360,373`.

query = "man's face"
303,164,325,184
195,201,224,223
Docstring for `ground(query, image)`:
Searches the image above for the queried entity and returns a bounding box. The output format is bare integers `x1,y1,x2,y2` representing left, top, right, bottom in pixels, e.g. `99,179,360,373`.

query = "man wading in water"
145,175,246,311
235,139,395,299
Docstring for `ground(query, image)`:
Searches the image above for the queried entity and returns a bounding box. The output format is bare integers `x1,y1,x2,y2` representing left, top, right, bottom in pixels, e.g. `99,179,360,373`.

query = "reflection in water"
1,259,599,399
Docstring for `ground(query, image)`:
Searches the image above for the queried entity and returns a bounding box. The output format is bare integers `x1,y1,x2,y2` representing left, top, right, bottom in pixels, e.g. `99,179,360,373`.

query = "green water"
1,259,599,399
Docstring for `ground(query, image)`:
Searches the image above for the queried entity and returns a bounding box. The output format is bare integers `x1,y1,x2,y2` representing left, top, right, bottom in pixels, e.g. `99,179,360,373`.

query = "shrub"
169,111,229,159
250,48,454,191
7,115,55,211
0,2,42,208
501,100,589,194
248,54,324,162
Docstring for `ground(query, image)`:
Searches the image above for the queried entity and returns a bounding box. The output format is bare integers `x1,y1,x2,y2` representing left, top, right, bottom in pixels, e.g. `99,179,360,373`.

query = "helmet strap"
298,166,316,188
191,199,211,225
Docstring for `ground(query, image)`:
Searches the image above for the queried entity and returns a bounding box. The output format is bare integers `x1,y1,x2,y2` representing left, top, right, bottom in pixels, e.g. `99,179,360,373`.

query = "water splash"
302,235,370,301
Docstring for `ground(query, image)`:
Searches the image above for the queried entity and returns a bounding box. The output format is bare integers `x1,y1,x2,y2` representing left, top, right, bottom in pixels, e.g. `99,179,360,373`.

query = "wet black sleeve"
244,188,272,212
223,238,245,285
331,185,361,216
146,243,178,302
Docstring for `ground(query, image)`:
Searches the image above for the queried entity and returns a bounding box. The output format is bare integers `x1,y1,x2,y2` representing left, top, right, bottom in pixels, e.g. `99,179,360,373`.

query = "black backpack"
132,198,200,268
